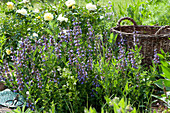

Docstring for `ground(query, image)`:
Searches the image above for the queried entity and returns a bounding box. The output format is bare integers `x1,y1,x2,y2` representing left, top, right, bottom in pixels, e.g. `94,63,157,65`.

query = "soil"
0,82,7,91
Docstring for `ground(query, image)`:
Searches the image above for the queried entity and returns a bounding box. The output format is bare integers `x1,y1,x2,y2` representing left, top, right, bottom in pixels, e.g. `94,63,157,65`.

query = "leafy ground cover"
0,0,170,112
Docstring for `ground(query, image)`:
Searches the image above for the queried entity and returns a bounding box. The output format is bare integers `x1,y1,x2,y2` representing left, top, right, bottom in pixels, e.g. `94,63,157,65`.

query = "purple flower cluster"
117,38,127,70
0,36,62,109
104,1,114,20
153,49,160,64
127,51,138,69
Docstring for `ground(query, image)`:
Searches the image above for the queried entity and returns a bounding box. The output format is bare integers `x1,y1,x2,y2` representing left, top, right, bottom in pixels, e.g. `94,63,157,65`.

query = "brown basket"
110,17,170,65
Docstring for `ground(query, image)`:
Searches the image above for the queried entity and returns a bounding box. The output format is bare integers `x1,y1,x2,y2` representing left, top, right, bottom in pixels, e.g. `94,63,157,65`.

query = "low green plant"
12,104,33,113
153,52,170,109
92,37,155,111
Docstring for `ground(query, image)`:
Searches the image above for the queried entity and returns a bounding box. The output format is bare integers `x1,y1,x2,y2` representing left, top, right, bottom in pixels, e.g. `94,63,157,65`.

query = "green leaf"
50,101,55,113
160,49,165,55
101,108,104,113
123,82,129,96
22,104,26,113
104,96,111,105
162,66,170,79
25,108,33,113
153,109,157,113
35,98,41,105
160,61,169,67
154,79,170,90
108,33,113,43
131,108,137,113
118,98,125,109
113,103,119,113
152,94,167,104
157,53,164,59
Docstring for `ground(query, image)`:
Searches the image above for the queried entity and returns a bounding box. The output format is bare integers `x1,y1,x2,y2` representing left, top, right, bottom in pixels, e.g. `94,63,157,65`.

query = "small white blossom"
100,16,104,19
26,91,29,97
65,0,75,7
7,2,14,10
6,49,11,55
70,76,74,79
16,8,27,16
86,3,97,11
22,0,29,3
33,33,38,37
33,8,39,13
63,30,69,35
27,28,31,31
26,91,29,95
73,82,76,85
57,14,68,22
44,13,54,21
52,6,57,9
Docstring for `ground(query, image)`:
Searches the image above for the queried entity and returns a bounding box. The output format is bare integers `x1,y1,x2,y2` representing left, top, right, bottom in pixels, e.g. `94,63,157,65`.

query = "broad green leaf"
35,98,41,105
131,108,137,113
160,49,165,55
160,61,168,67
101,108,104,113
154,79,170,91
50,101,55,113
157,53,164,59
153,109,157,113
152,94,167,104
118,98,125,109
162,66,170,79
113,103,119,113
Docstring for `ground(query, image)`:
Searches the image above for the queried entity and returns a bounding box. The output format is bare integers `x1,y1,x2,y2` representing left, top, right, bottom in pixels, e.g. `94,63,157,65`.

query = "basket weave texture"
110,17,170,65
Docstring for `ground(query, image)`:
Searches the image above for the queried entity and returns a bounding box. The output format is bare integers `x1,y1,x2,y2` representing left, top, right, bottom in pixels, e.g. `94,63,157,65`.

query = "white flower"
86,3,97,11
27,28,31,31
33,8,39,13
57,14,68,22
33,33,38,37
26,91,29,97
100,16,104,19
73,82,76,85
26,91,29,95
44,13,54,21
65,0,75,7
52,6,56,9
6,49,11,55
63,30,69,35
16,10,21,13
7,2,14,10
19,0,29,4
58,30,69,37
22,0,29,3
70,76,74,79
16,8,27,16
18,41,22,44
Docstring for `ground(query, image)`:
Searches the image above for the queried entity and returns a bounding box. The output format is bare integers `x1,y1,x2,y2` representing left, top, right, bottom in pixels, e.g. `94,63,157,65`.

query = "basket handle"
117,17,138,27
155,25,170,35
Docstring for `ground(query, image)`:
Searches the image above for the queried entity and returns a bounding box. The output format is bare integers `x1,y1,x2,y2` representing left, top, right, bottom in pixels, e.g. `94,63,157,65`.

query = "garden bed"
0,0,170,112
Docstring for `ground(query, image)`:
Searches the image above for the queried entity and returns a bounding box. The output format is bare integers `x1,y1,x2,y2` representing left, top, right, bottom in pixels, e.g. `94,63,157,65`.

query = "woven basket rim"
111,25,170,38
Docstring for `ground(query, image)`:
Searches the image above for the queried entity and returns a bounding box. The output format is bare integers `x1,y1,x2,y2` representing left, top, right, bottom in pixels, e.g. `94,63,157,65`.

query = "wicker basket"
110,17,170,65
